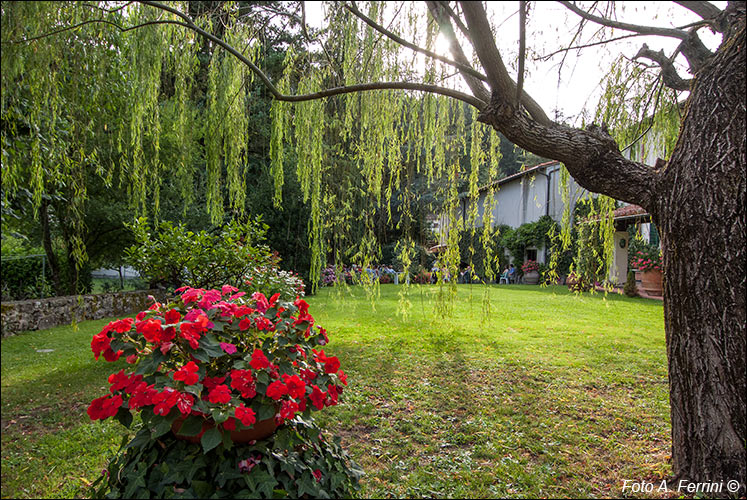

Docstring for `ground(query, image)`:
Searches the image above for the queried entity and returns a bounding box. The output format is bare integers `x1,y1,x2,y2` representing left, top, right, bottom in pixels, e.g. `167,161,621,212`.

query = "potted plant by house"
521,260,540,285
631,248,663,296
87,286,361,497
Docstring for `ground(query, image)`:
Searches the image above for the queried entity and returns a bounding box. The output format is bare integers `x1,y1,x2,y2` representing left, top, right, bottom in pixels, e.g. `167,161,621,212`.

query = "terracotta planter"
640,270,663,296
171,414,277,444
523,270,540,285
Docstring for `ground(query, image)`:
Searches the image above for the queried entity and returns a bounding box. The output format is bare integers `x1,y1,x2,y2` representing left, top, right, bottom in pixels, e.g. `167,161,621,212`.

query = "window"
526,248,537,261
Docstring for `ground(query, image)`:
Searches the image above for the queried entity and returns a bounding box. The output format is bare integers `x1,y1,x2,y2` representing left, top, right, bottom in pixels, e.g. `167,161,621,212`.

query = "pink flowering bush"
631,248,662,272
521,260,539,273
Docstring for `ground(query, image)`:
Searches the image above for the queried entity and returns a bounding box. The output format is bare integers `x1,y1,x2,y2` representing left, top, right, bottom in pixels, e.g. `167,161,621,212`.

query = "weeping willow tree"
1,0,744,491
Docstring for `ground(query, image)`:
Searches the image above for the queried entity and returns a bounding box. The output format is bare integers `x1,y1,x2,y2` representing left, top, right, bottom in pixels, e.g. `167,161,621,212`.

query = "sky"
305,1,726,125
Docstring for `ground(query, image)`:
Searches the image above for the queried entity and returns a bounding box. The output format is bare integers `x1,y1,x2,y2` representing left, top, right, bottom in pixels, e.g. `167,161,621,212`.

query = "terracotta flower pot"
640,269,663,296
171,414,277,444
523,270,540,285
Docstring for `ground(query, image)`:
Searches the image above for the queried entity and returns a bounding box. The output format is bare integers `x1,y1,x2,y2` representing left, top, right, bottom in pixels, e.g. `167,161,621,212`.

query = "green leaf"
151,417,173,439
176,415,205,437
191,480,213,497
114,407,133,428
200,427,223,453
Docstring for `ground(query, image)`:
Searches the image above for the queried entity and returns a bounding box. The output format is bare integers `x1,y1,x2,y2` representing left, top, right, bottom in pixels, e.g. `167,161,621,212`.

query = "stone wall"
1,289,170,337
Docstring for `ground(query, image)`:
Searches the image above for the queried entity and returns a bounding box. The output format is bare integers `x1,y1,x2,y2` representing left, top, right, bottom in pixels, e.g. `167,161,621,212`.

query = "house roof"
475,160,560,195
612,204,649,221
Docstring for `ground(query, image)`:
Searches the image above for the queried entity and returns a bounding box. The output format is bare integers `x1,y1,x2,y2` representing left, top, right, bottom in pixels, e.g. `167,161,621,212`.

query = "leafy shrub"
92,420,362,498
124,218,272,290
241,254,305,302
623,270,639,297
88,286,359,498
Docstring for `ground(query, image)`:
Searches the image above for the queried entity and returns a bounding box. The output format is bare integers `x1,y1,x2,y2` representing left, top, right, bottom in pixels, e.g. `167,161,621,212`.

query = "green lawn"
1,285,670,498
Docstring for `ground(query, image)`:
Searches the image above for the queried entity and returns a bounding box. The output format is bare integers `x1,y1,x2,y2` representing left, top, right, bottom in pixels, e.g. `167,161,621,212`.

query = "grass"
1,284,671,498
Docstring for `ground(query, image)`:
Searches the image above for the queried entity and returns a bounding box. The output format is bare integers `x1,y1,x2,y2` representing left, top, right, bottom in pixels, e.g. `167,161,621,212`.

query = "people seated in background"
500,267,509,284
508,264,517,284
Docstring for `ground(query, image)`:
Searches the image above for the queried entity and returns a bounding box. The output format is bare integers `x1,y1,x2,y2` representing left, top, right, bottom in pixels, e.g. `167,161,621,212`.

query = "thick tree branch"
674,1,724,30
478,95,658,209
425,1,491,105
635,43,693,91
558,1,691,40
343,2,488,83
516,1,526,106
457,3,658,208
458,1,551,125
436,1,471,40
137,1,485,108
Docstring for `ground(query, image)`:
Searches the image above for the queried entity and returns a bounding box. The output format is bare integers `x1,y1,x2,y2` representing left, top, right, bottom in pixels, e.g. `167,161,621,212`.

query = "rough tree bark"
655,23,746,489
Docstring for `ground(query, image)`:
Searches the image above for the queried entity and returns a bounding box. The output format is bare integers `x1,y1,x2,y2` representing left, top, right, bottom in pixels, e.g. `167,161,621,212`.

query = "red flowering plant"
631,248,662,272
87,285,348,452
521,260,539,273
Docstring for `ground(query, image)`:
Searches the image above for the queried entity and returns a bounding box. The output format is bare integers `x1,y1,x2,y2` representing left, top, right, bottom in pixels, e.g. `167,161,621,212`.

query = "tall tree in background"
2,1,744,491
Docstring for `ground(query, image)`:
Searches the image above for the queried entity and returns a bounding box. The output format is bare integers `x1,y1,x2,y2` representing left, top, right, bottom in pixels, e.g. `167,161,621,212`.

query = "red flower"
128,383,157,409
266,380,288,400
102,348,123,362
173,361,200,385
239,317,253,331
164,309,181,324
277,399,298,423
126,354,138,364
300,369,318,383
91,332,111,360
255,316,273,331
294,298,309,315
309,385,326,410
235,404,257,427
108,370,133,392
230,369,257,398
313,469,322,482
87,394,123,421
337,370,348,386
327,384,339,406
176,392,195,415
234,305,255,318
223,416,237,431
281,374,306,400
221,285,239,296
249,349,270,370
207,384,232,404
153,387,180,415
202,376,226,390
136,319,164,343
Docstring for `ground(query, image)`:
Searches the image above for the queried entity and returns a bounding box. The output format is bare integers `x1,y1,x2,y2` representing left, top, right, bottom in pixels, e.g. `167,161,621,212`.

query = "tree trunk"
654,23,746,492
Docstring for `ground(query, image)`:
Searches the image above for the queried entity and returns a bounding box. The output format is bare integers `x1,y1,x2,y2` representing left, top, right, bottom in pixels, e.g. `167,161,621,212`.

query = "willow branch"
343,1,488,82
5,18,188,44
558,1,691,40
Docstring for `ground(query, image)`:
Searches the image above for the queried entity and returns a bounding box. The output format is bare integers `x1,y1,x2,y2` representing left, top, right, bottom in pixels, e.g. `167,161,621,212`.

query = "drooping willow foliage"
2,1,680,308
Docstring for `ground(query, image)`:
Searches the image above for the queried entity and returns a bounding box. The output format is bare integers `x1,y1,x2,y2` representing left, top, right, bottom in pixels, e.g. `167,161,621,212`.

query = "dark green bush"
92,419,362,499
